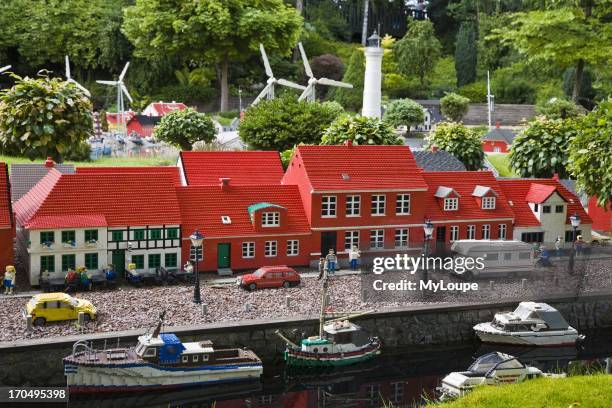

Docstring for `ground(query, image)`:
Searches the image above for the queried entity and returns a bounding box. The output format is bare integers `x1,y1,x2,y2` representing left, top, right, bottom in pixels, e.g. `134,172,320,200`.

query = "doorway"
320,232,337,255
111,250,125,274
217,243,231,269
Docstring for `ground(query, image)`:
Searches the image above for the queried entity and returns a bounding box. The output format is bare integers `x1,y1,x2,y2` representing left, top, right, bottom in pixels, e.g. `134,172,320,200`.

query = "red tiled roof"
524,183,562,204
177,185,310,238
499,179,592,227
179,151,284,186
15,172,181,229
105,111,135,125
0,163,13,229
26,214,107,229
292,145,428,191
149,102,187,115
422,172,515,221
76,166,181,186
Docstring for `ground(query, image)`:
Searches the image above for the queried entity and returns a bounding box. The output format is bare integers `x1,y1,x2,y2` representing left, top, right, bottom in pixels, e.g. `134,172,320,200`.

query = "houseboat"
64,313,263,393
473,302,583,347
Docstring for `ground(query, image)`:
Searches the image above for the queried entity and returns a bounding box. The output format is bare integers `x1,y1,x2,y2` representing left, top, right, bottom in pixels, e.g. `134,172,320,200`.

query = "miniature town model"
63,312,263,392
473,302,584,347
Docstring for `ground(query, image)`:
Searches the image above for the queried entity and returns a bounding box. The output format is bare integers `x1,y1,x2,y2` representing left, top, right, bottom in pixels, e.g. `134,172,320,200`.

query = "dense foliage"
383,99,425,129
153,108,216,151
455,22,477,88
395,20,442,87
331,50,364,112
321,116,400,146
426,122,484,171
537,98,581,120
440,93,470,122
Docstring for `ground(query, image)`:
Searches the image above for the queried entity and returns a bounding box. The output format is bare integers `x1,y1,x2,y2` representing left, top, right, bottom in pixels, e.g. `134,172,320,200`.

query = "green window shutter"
132,255,145,269
149,254,161,268
166,228,178,239
84,253,98,270
111,231,123,241
85,230,98,242
150,229,162,240
40,231,55,244
41,255,55,272
62,254,76,271
133,229,145,240
165,253,177,268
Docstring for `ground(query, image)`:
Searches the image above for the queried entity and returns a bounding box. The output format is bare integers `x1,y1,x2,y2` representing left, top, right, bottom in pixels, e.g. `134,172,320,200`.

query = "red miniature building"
142,101,187,117
126,115,160,137
76,166,181,185
587,196,611,233
0,163,15,274
481,123,517,153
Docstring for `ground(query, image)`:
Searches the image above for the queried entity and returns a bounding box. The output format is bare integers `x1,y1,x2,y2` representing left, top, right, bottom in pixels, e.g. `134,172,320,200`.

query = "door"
112,250,125,274
217,243,231,269
320,232,337,256
435,226,447,253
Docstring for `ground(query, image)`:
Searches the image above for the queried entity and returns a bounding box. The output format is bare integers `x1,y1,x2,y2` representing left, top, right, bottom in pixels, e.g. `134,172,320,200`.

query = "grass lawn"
428,374,612,408
0,154,178,168
486,153,517,178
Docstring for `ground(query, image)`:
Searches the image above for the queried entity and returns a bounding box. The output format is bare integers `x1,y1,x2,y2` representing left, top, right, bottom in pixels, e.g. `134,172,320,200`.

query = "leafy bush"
535,80,566,106
458,81,487,103
440,93,470,122
331,50,364,112
309,54,344,81
239,95,343,151
536,98,581,119
321,116,401,146
427,56,456,98
426,122,484,171
64,141,92,162
151,84,216,105
383,73,421,99
153,108,216,151
493,77,536,104
383,99,425,128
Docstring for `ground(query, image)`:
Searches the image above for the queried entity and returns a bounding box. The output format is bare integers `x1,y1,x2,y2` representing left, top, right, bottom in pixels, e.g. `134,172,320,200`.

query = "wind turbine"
96,62,133,136
0,65,11,74
251,44,305,106
297,42,353,102
65,56,90,97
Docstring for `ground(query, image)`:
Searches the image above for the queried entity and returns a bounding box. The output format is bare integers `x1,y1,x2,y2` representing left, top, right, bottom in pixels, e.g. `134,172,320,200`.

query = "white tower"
362,32,384,119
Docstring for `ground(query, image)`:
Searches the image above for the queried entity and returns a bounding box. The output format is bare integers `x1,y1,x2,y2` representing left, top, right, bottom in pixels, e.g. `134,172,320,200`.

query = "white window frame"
394,229,409,248
371,194,386,216
286,240,299,256
264,241,277,257
450,226,459,241
482,224,491,239
396,194,411,215
346,195,361,217
261,211,280,227
482,197,496,209
144,348,156,357
344,230,360,250
444,197,459,211
467,225,476,239
370,229,384,249
321,196,337,218
498,224,507,240
242,242,255,258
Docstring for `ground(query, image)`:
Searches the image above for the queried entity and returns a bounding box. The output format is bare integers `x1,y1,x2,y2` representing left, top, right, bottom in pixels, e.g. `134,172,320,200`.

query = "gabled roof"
434,186,460,198
15,171,181,229
422,172,514,221
412,150,467,172
498,179,591,227
76,166,181,186
179,151,284,186
472,185,498,197
128,114,161,127
177,185,310,238
483,128,518,144
290,145,428,192
0,163,13,229
10,162,75,202
524,183,565,204
247,202,286,215
145,102,187,116
106,111,136,125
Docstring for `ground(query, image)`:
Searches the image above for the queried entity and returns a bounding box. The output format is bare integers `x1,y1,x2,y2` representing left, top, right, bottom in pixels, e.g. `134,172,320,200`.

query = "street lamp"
190,230,204,304
422,219,434,282
568,213,580,274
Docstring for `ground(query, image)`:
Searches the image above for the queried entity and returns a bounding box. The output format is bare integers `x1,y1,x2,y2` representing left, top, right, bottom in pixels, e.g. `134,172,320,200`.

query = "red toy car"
237,266,301,291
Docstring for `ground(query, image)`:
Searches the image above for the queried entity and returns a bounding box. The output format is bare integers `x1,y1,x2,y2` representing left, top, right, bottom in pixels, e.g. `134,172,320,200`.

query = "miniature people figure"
554,237,562,257
105,265,116,281
575,235,584,256
349,246,361,271
532,242,540,258
184,261,194,275
78,266,92,290
65,268,78,292
318,257,325,280
3,265,16,295
539,245,551,267
325,249,337,274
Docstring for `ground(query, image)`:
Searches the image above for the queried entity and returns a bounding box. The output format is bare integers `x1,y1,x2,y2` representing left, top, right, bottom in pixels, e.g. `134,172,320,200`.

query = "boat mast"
319,271,329,338
152,310,166,337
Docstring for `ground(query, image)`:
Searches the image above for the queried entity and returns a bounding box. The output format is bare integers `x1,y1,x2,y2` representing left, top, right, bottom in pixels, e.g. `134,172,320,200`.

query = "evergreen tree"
455,22,477,87
331,50,364,112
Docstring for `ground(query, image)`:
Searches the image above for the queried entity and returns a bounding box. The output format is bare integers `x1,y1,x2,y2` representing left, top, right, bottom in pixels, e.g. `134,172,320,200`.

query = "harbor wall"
1,293,612,386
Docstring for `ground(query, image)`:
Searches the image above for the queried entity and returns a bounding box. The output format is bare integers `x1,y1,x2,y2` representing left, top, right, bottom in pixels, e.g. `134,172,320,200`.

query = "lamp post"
190,230,204,304
422,219,434,283
568,213,580,274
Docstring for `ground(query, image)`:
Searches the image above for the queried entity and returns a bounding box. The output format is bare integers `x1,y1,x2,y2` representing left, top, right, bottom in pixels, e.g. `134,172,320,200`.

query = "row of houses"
0,146,600,286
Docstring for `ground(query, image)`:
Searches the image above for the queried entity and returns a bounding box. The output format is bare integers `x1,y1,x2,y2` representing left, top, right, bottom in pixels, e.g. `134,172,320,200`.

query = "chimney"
219,177,231,190
345,140,353,148
431,145,439,153
495,121,501,128
44,157,55,168
552,173,559,181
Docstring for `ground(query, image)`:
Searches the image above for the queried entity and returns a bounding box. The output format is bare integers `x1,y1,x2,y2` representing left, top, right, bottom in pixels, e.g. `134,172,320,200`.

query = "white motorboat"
438,352,543,399
474,302,584,347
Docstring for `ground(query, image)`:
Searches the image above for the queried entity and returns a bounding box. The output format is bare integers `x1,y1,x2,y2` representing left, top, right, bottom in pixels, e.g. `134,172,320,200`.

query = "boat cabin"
492,302,571,333
323,321,370,347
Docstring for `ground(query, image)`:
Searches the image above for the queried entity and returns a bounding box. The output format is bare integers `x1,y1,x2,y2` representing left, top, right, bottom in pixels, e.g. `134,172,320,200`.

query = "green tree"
123,0,303,112
426,122,484,171
440,92,470,122
509,117,577,178
383,99,425,129
331,50,364,112
455,22,478,88
239,95,342,151
536,98,581,120
568,99,612,207
0,75,92,161
321,116,401,146
153,108,216,151
395,20,442,88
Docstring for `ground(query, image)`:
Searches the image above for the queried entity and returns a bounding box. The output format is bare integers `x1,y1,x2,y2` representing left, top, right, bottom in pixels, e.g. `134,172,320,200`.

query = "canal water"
63,328,612,408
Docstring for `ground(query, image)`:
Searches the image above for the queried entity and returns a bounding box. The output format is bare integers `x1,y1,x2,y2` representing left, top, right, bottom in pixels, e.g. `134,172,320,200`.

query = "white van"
450,240,534,279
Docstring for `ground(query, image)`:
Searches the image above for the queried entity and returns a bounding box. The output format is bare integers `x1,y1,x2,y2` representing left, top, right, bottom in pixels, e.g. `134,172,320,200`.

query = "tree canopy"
426,122,484,171
383,98,425,129
395,19,442,87
440,92,470,122
153,108,216,151
321,116,401,146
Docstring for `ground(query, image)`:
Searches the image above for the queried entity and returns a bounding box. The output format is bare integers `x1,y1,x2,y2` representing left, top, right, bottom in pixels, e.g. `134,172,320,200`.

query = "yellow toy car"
24,293,97,326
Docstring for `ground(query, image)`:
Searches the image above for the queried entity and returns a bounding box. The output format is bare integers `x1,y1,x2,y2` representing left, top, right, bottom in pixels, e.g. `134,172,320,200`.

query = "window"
40,255,55,272
132,254,145,269
498,224,507,240
182,355,188,363
467,225,476,239
242,242,255,258
61,230,76,243
482,225,491,239
555,205,564,213
265,241,277,257
193,355,199,362
486,253,499,261
519,252,531,260
542,205,551,214
85,229,98,242
345,231,359,250
482,197,496,209
396,194,411,215
40,231,55,245
504,253,512,261
444,198,459,211
565,230,582,242
166,228,179,239
534,203,539,212
370,230,384,249
148,254,161,269
133,229,145,240
391,382,405,404
144,348,156,357
165,253,177,268
111,230,123,242
62,254,76,271
321,196,336,217
84,253,98,270
262,212,280,227
346,195,361,216
287,240,299,256
450,226,459,241
521,232,544,243
493,146,501,153
395,229,409,248
371,195,386,215
149,229,162,240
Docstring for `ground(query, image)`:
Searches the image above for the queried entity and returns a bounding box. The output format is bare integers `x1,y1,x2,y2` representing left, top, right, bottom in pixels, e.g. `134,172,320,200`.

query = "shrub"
321,116,401,145
383,73,421,99
383,99,425,128
493,77,535,104
153,108,216,151
458,81,487,103
536,98,581,120
331,50,363,111
151,84,216,105
309,54,344,81
440,93,470,122
426,122,484,170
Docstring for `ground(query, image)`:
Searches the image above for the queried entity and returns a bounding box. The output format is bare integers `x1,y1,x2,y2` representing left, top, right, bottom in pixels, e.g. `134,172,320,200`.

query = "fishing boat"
276,270,381,367
63,312,263,393
473,302,584,347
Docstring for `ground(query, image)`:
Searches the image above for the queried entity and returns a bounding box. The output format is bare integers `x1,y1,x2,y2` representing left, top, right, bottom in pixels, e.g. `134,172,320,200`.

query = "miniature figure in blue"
325,249,337,274
3,265,16,295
